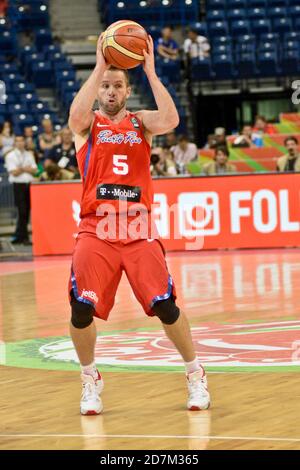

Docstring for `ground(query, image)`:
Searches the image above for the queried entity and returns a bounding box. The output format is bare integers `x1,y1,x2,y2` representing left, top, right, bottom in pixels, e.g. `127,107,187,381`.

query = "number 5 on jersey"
113,154,128,175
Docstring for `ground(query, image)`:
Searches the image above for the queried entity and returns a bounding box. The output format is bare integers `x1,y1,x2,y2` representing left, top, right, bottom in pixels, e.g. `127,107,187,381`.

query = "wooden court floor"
0,248,300,450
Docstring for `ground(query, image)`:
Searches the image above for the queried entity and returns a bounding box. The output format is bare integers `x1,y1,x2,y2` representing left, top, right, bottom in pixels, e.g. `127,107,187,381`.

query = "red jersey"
76,111,154,218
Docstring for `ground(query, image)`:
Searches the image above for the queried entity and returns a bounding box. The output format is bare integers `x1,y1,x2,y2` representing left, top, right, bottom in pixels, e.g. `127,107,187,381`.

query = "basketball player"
68,34,210,415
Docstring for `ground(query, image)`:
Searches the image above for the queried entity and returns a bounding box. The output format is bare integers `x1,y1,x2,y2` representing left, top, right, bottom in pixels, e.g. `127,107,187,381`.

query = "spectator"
253,115,277,140
232,125,257,148
164,130,177,148
0,121,14,158
277,136,300,172
171,135,198,174
205,127,227,149
183,28,210,61
151,146,177,177
40,163,75,181
5,135,37,244
38,118,61,157
0,0,8,17
44,127,78,176
155,26,179,61
24,126,38,152
203,146,236,175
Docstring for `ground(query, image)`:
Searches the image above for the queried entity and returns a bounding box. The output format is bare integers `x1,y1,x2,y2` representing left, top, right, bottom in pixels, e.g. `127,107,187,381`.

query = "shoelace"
189,378,208,398
81,381,97,402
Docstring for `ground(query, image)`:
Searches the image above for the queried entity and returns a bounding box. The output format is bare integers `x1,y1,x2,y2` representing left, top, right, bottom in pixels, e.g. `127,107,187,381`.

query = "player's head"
98,66,131,116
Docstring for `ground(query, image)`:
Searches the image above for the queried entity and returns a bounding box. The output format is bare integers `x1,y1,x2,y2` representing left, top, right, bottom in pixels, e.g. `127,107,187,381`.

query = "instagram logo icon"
178,192,220,237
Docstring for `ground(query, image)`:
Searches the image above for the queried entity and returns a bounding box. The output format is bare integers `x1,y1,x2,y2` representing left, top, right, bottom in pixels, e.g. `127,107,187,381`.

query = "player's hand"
143,35,156,76
96,33,109,70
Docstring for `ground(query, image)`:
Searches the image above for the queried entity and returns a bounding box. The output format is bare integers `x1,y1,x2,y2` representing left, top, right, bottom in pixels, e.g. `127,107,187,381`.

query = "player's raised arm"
68,34,108,137
136,36,179,136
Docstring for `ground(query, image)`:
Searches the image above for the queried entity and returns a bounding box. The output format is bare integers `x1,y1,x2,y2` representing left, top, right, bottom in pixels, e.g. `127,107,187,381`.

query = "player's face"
98,71,131,116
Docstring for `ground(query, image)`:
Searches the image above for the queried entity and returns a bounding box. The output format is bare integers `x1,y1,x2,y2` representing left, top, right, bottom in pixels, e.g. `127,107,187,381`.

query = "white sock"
81,361,98,380
184,358,201,375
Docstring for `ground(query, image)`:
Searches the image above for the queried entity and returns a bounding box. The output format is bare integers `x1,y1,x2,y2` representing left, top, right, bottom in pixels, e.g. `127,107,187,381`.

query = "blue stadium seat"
273,18,292,33
211,35,232,46
213,44,233,55
1,63,19,74
269,7,287,19
19,93,40,105
260,32,280,43
0,31,17,54
147,26,161,41
35,28,53,51
156,58,181,84
11,113,35,131
190,58,212,81
53,61,74,72
294,18,300,32
231,20,251,36
31,61,53,87
248,7,266,20
30,101,51,114
258,51,280,76
55,70,76,84
247,0,266,5
207,10,226,22
281,49,299,75
283,39,300,52
289,0,300,5
227,0,247,8
258,41,278,54
236,52,257,78
213,54,235,79
268,0,287,6
289,5,300,19
284,31,300,41
190,22,208,36
1,73,23,85
251,18,272,35
42,44,61,57
13,83,35,94
208,21,229,36
227,8,246,22
206,0,224,8
8,103,28,115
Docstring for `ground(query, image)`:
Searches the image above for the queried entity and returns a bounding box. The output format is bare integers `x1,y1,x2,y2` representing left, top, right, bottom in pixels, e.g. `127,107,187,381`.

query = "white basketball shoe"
187,368,211,411
80,370,104,415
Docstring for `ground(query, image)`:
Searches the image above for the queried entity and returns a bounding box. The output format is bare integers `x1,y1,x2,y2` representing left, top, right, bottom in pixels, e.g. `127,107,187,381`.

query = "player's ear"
126,86,132,99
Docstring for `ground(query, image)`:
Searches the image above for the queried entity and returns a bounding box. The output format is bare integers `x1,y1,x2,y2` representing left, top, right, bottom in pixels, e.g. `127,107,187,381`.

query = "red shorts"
68,223,176,321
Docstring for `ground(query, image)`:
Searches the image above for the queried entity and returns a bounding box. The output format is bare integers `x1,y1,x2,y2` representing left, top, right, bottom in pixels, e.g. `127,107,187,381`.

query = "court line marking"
0,434,300,443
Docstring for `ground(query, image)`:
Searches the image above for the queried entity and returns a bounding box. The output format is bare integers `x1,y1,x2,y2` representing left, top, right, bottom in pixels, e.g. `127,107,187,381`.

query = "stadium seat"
248,7,266,20
11,113,35,130
8,103,28,115
30,101,51,114
273,18,292,33
251,18,272,35
269,7,287,19
227,8,246,22
231,20,251,36
207,10,226,22
227,0,247,8
13,83,35,94
190,58,212,81
35,28,53,51
281,49,299,75
190,22,208,36
208,21,229,36
258,51,280,76
206,0,224,8
19,93,40,105
213,54,235,79
236,52,257,78
211,35,232,46
31,61,53,87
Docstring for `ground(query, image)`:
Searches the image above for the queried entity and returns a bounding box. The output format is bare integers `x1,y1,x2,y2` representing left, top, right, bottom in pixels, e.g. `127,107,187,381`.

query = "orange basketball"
102,20,148,69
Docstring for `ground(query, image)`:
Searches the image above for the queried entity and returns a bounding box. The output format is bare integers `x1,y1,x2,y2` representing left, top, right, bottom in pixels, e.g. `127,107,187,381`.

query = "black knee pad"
70,290,94,329
152,297,180,325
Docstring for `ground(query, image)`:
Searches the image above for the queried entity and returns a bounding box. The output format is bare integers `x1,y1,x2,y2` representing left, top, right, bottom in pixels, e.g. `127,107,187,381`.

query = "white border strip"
0,434,300,442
